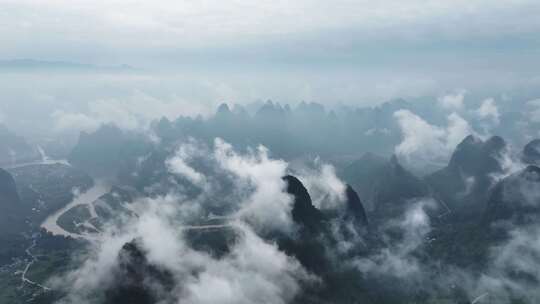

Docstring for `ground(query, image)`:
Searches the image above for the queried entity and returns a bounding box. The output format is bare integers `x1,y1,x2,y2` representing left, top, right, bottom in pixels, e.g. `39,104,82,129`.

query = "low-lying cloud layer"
51,145,282,302
49,138,349,303
44,135,540,303
50,199,313,304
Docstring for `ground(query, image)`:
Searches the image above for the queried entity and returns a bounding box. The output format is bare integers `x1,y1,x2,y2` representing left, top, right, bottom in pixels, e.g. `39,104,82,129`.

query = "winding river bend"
39,180,231,241
41,181,111,240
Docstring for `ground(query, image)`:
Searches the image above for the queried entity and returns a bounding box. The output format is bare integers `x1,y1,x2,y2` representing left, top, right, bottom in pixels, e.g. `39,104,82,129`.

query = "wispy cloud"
394,109,474,163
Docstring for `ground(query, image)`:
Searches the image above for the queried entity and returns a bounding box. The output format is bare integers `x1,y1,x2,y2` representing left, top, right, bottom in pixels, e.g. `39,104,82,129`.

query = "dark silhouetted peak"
70,124,125,162
283,175,310,203
462,134,482,146
448,135,506,176
484,165,540,226
256,100,286,119
154,117,173,138
282,175,323,230
342,153,429,217
120,241,146,264
157,117,171,128
216,103,231,115
522,139,540,165
484,136,506,151
0,168,20,205
344,185,368,227
262,100,278,110
521,165,540,181
0,168,26,236
428,135,508,219
105,240,174,304
69,124,152,176
449,135,482,165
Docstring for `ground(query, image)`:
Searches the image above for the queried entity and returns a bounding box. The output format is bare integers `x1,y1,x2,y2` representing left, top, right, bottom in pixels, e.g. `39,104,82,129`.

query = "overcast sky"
1,0,539,67
1,1,540,138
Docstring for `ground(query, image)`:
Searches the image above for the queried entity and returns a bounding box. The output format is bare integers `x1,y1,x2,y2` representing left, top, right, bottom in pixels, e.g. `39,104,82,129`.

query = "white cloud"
489,146,526,183
364,128,391,136
394,109,474,163
165,138,351,231
3,0,540,58
437,90,466,111
50,195,313,304
394,109,446,159
51,99,141,133
353,199,435,278
182,223,313,304
473,225,540,303
51,110,101,133
295,159,346,210
475,98,500,125
213,138,293,233
44,134,540,303
526,98,540,123
52,138,378,303
50,90,217,134
167,140,208,187
347,194,540,302
446,112,474,148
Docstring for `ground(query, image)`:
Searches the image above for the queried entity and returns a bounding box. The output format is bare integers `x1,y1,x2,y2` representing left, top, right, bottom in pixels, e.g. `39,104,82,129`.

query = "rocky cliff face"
8,163,93,226
344,184,369,228
0,168,25,235
283,175,325,232
484,165,540,225
522,139,540,166
0,168,20,204
104,240,174,304
426,135,508,219
342,153,430,221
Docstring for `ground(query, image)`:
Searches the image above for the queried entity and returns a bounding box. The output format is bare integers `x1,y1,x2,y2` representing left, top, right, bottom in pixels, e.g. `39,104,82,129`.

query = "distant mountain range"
3,130,540,303
5,95,540,303
485,165,540,225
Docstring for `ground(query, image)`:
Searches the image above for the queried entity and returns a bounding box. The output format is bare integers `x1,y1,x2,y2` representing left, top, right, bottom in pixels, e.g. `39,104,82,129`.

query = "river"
19,234,51,291
41,180,111,240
